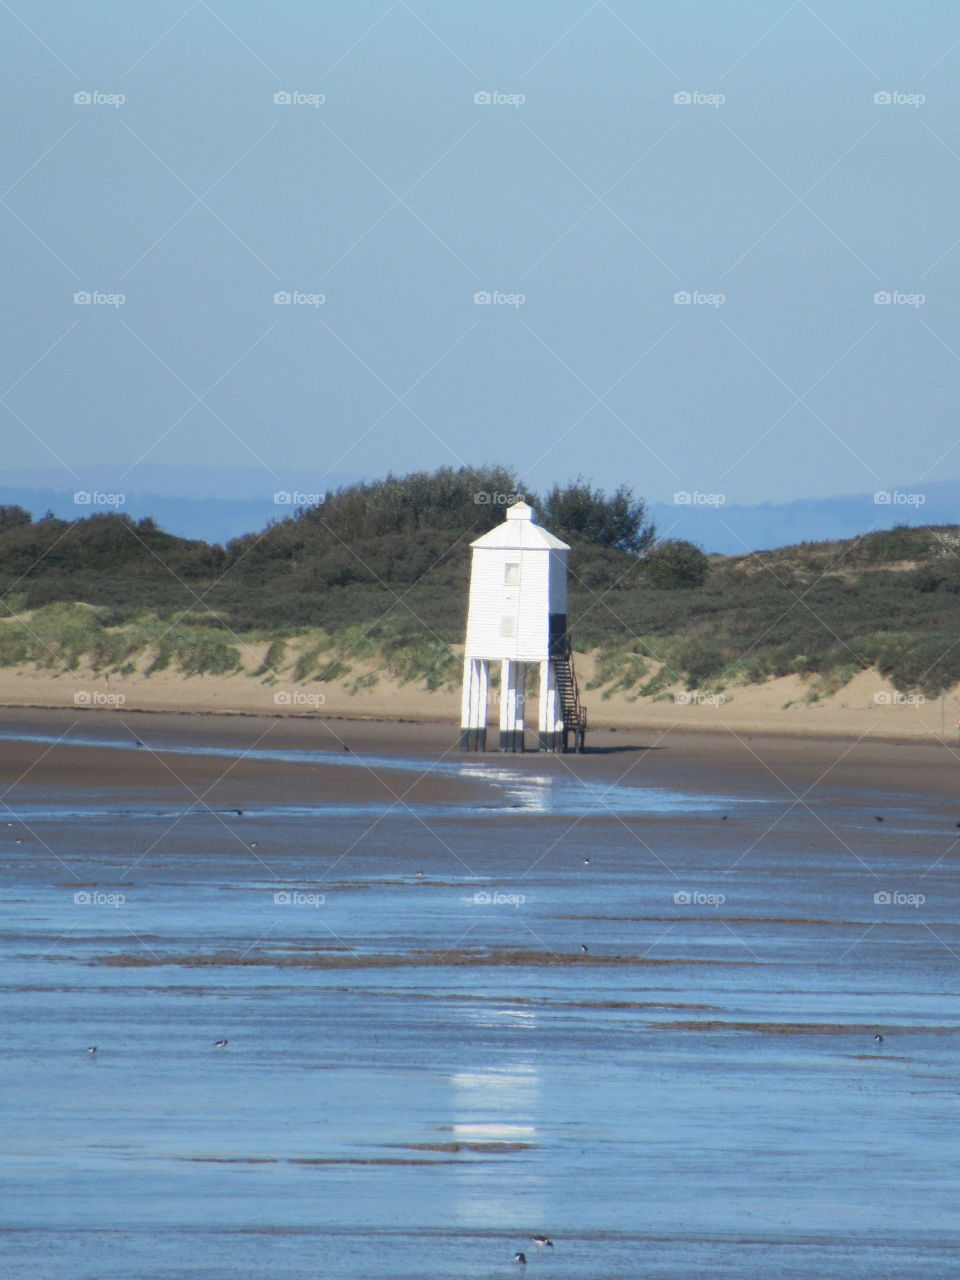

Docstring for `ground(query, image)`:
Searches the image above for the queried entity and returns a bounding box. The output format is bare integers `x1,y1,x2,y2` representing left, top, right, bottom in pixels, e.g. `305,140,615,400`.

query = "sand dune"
0,647,956,743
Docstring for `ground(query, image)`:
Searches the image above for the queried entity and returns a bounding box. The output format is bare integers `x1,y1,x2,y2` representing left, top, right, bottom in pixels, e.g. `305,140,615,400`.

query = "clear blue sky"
3,1,959,510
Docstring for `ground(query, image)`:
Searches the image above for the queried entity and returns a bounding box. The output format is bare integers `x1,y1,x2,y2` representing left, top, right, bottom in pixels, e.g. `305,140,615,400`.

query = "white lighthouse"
459,499,587,753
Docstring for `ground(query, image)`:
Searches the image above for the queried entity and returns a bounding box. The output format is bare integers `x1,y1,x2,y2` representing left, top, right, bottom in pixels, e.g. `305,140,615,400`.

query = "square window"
504,562,520,586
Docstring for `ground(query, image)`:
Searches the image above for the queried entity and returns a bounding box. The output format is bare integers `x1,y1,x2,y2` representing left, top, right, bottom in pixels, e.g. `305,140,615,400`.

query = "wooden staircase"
552,652,587,753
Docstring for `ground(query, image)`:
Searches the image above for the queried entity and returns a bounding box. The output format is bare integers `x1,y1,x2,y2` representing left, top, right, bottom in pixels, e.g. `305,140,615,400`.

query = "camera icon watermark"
674,290,725,307
674,692,726,706
873,290,924,307
274,90,325,107
674,889,725,907
273,490,322,506
273,290,325,307
74,690,126,708
873,691,925,706
473,90,525,107
273,889,325,906
473,290,525,308
873,890,924,907
673,490,726,506
472,889,525,907
473,490,523,506
74,291,125,307
873,90,924,107
74,890,125,906
673,90,725,107
273,690,326,709
873,490,925,507
74,90,125,108
73,490,125,507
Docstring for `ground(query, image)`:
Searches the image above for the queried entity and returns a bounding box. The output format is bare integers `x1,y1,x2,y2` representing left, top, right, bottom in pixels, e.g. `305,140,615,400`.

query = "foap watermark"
492,690,527,706
273,690,326,709
274,490,322,506
274,290,325,307
274,90,325,107
74,291,125,307
674,490,726,506
474,290,525,308
873,691,925,707
874,290,925,307
473,889,526,907
674,90,725,108
674,890,725,907
674,691,726,706
74,90,125,108
873,490,925,507
474,490,523,506
74,890,125,907
473,90,525,107
74,490,125,507
874,890,925,907
674,290,725,307
273,889,325,906
74,690,126,709
874,90,925,108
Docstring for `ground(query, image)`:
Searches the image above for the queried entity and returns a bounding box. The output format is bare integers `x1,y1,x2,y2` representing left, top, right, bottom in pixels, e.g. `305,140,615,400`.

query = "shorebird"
580,944,589,954
874,1034,883,1044
214,1039,228,1049
532,1236,553,1247
874,815,884,822
87,1046,97,1054
514,1253,527,1265
582,857,590,865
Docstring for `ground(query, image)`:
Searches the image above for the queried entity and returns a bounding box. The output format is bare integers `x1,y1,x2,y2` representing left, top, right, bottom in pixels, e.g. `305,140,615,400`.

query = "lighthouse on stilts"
459,499,587,753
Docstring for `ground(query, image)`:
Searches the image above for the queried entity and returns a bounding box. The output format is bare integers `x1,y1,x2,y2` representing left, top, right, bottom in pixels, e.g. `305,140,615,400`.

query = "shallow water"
1,731,958,1278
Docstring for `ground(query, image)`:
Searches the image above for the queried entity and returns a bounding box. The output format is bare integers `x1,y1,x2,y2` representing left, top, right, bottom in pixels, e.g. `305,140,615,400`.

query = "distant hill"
651,480,954,553
0,466,364,546
2,465,954,551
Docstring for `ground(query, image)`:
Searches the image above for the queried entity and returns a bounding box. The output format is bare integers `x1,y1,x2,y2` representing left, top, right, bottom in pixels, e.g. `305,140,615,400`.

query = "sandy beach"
1,649,957,747
1,703,957,812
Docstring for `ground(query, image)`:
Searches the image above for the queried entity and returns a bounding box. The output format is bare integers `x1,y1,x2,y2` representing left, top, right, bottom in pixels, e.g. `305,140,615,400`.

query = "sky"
3,0,960,531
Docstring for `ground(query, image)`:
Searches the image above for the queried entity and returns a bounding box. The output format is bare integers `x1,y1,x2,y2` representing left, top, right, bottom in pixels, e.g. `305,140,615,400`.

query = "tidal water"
1,732,958,1278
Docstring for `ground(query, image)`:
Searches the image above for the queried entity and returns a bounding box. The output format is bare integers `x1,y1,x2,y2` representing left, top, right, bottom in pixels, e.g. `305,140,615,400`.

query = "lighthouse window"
504,562,520,586
499,615,517,637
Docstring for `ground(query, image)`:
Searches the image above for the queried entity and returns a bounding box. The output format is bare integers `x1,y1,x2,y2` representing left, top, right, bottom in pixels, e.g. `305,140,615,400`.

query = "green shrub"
644,540,710,589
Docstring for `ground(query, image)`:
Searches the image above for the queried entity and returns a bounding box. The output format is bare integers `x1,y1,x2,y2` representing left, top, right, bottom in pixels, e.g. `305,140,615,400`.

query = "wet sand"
2,705,958,1278
0,704,957,809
